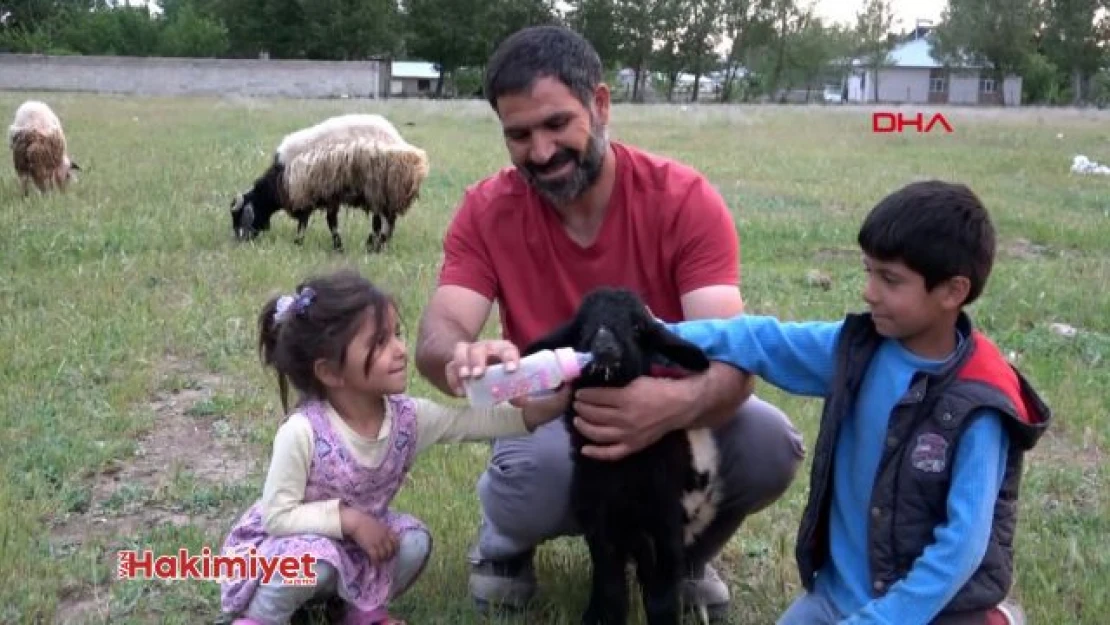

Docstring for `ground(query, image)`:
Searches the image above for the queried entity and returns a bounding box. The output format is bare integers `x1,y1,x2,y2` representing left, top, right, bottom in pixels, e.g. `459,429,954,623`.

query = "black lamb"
523,286,724,625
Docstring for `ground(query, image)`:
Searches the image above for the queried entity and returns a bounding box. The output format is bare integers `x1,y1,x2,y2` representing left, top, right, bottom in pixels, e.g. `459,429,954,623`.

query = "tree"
566,0,621,69
652,0,687,102
764,0,808,99
614,0,661,102
1039,0,1108,103
158,1,229,57
932,0,1040,105
678,0,723,102
854,0,895,103
719,0,776,102
405,0,489,96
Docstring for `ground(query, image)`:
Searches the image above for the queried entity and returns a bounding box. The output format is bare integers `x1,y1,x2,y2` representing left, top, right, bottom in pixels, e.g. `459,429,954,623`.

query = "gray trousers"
474,394,806,571
241,529,431,624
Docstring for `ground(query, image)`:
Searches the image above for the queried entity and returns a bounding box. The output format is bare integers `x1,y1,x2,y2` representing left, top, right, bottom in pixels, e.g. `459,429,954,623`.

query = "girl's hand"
340,505,399,563
514,384,573,431
445,339,522,396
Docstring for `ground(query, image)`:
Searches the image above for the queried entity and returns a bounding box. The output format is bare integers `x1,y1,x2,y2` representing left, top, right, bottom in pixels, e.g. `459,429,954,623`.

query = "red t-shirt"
437,141,740,348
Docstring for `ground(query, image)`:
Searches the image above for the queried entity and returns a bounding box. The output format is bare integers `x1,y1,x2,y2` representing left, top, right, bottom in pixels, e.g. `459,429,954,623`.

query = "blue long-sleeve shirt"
665,315,1010,624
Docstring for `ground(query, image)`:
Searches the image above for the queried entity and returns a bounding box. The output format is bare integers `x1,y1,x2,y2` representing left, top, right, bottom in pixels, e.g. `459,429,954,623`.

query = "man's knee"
477,420,575,542
716,394,806,514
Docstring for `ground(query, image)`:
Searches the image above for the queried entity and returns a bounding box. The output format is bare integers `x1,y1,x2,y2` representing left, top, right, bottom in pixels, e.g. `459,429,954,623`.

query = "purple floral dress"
219,395,427,616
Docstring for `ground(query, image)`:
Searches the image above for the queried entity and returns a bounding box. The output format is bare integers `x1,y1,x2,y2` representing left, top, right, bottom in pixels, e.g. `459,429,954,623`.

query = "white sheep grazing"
8,100,80,197
229,113,429,253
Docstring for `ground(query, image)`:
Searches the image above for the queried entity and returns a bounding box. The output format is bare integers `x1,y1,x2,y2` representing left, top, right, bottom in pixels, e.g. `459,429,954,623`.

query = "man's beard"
519,122,608,206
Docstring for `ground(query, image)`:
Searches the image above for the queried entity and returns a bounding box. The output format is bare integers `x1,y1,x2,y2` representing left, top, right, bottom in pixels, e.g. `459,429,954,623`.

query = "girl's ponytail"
257,294,291,414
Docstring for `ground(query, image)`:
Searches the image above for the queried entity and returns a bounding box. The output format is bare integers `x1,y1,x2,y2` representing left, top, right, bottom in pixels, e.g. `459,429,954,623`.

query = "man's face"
494,76,610,205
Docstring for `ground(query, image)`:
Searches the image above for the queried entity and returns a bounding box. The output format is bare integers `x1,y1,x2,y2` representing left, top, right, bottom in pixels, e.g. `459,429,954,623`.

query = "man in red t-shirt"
414,26,805,620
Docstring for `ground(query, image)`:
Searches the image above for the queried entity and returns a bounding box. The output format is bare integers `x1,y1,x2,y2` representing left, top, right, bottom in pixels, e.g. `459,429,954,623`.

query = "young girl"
219,268,568,625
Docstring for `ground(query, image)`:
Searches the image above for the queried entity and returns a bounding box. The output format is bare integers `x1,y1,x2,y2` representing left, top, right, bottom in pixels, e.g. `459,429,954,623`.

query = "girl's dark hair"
257,268,396,413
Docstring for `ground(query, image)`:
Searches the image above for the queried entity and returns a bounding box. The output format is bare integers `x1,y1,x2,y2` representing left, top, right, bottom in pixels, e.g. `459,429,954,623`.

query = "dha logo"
872,112,954,134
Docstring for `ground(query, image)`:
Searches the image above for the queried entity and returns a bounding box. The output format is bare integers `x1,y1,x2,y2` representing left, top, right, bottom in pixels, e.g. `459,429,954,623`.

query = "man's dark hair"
484,25,603,112
858,179,996,306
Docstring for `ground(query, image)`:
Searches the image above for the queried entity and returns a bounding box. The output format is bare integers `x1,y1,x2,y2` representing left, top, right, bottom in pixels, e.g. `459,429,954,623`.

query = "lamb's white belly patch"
681,428,721,546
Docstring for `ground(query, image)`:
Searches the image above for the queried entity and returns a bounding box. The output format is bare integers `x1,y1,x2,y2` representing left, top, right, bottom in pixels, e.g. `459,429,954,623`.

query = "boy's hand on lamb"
573,376,692,461
445,339,522,395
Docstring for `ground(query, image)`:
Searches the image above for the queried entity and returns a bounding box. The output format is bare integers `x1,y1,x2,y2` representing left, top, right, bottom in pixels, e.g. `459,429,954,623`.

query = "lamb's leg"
636,506,685,625
366,212,385,253
581,529,629,625
326,206,343,251
293,212,311,246
381,213,397,247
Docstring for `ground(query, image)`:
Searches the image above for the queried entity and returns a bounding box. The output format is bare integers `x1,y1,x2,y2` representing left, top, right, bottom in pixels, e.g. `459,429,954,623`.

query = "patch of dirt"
1033,428,1103,472
813,246,859,262
51,355,260,623
1003,237,1054,260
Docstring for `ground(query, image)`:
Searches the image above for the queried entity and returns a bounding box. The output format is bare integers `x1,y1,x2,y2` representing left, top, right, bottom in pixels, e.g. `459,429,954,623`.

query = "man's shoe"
467,544,537,613
682,563,730,623
995,600,1026,625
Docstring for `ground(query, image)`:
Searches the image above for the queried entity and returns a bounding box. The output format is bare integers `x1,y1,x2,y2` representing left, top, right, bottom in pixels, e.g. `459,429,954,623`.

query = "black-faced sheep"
8,100,80,197
523,287,723,625
229,113,429,253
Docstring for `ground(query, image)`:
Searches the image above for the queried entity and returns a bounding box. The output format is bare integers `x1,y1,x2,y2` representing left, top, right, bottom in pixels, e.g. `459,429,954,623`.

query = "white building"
845,26,1023,106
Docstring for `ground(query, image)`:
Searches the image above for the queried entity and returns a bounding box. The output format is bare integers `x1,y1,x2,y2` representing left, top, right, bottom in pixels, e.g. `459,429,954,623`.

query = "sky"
810,0,948,29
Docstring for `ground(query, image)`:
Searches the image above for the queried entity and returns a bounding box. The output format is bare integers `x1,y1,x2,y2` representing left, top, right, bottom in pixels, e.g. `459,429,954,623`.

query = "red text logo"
117,547,318,585
872,112,954,134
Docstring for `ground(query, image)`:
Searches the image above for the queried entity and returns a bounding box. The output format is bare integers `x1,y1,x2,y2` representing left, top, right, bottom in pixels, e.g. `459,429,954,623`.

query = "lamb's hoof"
580,606,612,625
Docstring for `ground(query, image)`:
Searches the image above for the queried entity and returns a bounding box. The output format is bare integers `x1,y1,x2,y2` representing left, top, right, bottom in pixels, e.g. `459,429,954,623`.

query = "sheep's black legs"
367,212,395,253
293,212,311,246
326,207,342,251
635,510,686,625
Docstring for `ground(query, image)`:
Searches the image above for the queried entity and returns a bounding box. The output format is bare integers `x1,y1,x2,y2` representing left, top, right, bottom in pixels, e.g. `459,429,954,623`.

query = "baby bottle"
463,348,593,408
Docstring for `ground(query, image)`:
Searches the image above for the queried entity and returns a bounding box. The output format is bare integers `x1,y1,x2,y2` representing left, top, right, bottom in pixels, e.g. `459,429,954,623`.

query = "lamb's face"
525,287,711,387
576,296,657,386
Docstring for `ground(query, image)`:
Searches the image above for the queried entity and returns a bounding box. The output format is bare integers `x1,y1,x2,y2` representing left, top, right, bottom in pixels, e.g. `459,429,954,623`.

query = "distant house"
389,61,444,98
845,25,1023,106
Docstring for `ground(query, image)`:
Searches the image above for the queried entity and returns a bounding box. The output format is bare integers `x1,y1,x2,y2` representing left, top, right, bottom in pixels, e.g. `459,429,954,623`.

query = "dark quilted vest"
795,312,1051,623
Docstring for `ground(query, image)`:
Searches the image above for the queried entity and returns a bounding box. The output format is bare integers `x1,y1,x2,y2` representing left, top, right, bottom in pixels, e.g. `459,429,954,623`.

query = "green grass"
1,92,1108,624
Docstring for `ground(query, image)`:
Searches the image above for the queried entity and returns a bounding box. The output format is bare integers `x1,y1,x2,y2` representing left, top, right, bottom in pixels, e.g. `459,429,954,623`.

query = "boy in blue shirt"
665,180,1051,625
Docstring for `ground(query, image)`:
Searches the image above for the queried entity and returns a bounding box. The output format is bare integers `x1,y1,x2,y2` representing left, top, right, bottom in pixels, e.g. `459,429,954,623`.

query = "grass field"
1,91,1108,624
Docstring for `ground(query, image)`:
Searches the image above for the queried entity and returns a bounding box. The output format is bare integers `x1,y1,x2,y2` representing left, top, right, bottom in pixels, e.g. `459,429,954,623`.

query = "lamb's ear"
523,319,580,356
641,321,711,372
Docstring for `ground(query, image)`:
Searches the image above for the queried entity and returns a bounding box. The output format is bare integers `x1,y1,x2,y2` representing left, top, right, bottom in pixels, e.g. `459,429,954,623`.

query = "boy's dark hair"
257,268,396,412
484,25,603,112
858,179,996,306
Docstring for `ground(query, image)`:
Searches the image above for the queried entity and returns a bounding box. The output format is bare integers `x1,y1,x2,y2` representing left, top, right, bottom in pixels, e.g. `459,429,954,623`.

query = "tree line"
1,0,1108,105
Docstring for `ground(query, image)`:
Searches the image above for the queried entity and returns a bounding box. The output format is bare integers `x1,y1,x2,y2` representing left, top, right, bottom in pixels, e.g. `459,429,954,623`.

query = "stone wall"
0,54,390,99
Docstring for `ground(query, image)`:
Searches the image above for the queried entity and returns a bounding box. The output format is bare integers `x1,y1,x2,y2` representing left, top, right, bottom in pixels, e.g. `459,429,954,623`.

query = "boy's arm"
664,315,844,397
261,416,344,539
841,409,1010,625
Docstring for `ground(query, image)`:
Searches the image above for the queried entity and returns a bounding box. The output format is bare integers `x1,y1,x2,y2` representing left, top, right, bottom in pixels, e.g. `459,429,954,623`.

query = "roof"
391,61,439,79
853,35,990,70
890,38,943,68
